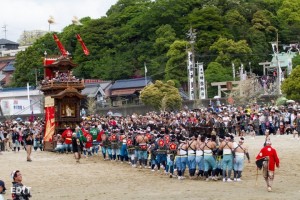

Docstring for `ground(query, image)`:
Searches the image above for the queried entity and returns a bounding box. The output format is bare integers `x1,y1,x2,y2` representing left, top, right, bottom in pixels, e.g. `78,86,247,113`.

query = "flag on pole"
144,62,147,74
53,34,68,56
76,34,90,56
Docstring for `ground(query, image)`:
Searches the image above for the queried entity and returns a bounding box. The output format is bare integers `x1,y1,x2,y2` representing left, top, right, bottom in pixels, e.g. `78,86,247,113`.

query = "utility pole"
2,25,7,39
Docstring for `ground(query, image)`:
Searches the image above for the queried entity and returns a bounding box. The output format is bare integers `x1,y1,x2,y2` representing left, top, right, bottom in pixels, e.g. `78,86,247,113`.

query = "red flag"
76,34,90,56
53,34,68,56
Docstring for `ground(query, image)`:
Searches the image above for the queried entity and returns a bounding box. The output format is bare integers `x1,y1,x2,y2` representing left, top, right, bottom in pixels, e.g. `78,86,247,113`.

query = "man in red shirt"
256,139,280,192
61,126,73,153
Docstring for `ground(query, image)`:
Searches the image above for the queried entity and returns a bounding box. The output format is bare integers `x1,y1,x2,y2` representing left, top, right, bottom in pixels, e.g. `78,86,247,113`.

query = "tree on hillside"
10,0,300,88
292,54,300,68
12,33,58,87
277,0,300,42
165,40,189,87
209,37,252,68
224,9,248,40
140,80,182,111
205,62,233,98
188,6,225,65
281,67,300,100
150,24,177,80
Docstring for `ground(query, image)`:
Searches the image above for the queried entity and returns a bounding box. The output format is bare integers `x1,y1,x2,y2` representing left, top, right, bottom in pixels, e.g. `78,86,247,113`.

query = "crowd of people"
0,102,294,194
48,102,290,190
258,75,276,94
41,70,80,85
0,119,44,161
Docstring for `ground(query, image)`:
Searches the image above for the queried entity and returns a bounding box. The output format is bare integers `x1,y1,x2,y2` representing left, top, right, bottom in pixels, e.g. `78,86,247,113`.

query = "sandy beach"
1,134,300,200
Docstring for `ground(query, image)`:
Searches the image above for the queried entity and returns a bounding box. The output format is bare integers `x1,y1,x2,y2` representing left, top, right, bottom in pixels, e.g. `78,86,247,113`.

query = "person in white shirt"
222,113,230,127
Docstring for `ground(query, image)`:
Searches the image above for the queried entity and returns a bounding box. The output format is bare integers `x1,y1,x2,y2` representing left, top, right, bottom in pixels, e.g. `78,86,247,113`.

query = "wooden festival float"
41,34,89,151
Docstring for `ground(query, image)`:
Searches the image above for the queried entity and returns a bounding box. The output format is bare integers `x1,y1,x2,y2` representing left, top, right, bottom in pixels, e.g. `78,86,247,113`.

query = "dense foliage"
140,80,182,110
12,0,300,97
281,66,300,100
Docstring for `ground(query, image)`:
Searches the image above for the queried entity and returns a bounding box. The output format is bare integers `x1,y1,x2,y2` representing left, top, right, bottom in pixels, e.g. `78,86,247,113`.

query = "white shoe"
267,187,272,192
178,176,182,180
237,178,242,182
151,169,155,172
139,165,142,169
234,178,237,182
223,178,226,182
227,178,233,182
132,164,136,168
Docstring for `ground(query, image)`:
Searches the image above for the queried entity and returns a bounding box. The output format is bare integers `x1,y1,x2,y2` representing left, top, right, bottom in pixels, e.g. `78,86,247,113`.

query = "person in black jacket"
24,131,33,162
12,129,20,152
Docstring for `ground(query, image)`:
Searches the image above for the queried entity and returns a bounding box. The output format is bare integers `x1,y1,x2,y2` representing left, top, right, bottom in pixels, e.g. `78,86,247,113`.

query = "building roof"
0,38,18,45
0,62,8,70
0,86,40,98
270,52,297,67
81,84,103,98
51,87,85,99
99,81,112,90
2,61,15,72
110,77,151,90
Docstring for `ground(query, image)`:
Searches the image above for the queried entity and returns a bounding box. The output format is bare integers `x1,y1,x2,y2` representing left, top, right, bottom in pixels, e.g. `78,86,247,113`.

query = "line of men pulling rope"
72,125,250,182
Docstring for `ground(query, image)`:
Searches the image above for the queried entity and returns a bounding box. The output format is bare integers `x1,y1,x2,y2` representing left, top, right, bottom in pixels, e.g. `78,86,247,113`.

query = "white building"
0,87,43,116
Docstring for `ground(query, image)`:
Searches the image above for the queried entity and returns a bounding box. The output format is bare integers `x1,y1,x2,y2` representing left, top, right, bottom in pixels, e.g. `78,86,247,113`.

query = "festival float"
41,34,89,151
